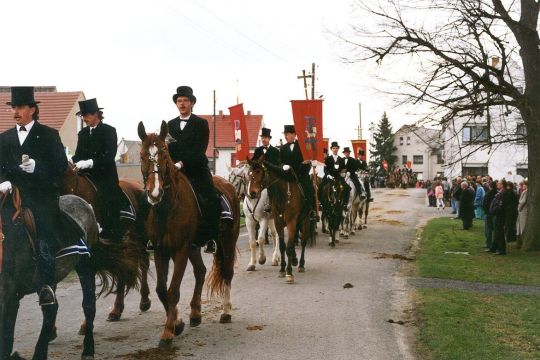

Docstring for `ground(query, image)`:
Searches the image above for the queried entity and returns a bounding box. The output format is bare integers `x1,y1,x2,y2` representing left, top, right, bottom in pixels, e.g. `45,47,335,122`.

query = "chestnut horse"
247,157,315,284
137,121,239,348
60,164,151,322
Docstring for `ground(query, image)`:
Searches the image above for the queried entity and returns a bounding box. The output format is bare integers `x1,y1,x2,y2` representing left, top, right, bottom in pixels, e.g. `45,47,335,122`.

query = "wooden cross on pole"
297,63,316,100
297,69,310,100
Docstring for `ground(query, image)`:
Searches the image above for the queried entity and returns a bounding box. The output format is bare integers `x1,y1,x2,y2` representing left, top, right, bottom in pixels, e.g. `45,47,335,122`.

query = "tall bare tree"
344,0,539,250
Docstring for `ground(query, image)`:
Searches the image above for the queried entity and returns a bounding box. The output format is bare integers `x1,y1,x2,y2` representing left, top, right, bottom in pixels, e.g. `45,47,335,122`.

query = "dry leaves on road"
246,325,264,330
372,253,414,261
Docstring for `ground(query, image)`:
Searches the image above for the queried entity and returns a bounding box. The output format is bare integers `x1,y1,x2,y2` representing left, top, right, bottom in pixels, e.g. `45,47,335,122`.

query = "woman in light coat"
517,180,528,241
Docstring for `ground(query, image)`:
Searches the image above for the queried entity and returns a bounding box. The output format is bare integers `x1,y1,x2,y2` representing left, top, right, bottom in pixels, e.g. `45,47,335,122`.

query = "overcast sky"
0,0,419,148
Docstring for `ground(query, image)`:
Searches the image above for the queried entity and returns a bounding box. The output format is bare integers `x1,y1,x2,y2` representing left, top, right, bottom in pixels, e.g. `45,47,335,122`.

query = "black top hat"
283,125,295,133
77,98,103,116
172,86,197,104
342,147,351,153
6,86,40,106
331,141,339,148
260,127,272,137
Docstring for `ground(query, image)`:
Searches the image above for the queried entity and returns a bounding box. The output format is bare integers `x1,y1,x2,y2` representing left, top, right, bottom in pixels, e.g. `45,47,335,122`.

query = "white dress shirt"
17,120,35,145
179,114,191,130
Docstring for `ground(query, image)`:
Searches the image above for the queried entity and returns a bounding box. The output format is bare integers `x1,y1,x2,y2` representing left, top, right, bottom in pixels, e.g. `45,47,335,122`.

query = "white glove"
67,155,74,165
75,159,93,170
282,165,291,171
19,158,36,173
327,175,334,180
311,160,318,167
174,161,183,170
346,172,350,177
0,181,12,194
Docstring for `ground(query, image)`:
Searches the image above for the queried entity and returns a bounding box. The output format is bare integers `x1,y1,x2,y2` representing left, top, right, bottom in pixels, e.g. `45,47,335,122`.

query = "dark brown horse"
137,121,239,348
60,164,151,322
247,157,315,284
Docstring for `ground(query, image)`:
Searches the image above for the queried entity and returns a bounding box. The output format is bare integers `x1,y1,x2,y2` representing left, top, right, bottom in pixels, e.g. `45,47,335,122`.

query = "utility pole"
296,62,317,100
356,102,362,140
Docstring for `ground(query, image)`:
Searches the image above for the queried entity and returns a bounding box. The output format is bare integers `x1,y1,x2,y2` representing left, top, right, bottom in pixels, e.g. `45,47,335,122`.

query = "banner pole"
312,164,320,222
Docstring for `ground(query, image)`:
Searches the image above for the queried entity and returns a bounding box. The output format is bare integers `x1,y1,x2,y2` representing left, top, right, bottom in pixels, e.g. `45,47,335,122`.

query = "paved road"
12,188,431,360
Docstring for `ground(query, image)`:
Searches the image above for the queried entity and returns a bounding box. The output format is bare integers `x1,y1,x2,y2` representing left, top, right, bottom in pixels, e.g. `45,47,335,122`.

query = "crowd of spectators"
426,175,529,255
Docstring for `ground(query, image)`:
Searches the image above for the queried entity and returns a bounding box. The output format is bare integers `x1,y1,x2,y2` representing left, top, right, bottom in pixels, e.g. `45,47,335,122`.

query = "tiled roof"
198,112,263,157
0,91,83,132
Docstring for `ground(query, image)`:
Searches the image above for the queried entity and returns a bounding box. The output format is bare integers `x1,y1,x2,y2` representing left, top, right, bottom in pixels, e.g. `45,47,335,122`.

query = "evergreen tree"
370,112,397,170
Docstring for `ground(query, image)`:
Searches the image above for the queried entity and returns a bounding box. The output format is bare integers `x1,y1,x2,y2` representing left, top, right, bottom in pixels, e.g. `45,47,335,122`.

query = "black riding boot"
196,194,220,254
37,241,56,306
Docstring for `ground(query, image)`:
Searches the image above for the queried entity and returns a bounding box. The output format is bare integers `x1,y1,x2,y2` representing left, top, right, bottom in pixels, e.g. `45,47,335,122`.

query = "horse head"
246,156,266,199
138,121,172,205
228,163,248,199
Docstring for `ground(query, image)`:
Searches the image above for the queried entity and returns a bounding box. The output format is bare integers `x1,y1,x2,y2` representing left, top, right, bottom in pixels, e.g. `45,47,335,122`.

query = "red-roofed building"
0,86,85,154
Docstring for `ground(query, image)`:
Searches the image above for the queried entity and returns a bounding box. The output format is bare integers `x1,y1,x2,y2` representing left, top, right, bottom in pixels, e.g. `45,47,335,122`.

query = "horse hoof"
258,255,266,265
246,264,256,271
328,242,335,248
174,320,185,336
363,225,367,229
219,314,232,323
292,258,298,267
350,231,355,235
190,317,202,327
298,267,305,273
49,326,58,342
335,239,340,243
285,275,294,284
81,356,95,360
140,299,151,312
278,272,286,278
272,260,279,266
107,312,122,322
158,338,173,349
78,323,87,336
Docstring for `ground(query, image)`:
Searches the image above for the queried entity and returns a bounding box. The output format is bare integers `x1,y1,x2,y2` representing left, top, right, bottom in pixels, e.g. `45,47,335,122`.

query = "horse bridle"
141,142,172,191
229,170,247,197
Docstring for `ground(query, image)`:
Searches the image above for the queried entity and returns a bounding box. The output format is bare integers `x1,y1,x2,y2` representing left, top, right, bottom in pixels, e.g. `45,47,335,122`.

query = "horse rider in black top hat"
252,127,280,212
279,125,317,221
321,141,351,207
72,98,123,242
342,147,365,198
357,148,373,202
0,86,68,306
167,86,219,254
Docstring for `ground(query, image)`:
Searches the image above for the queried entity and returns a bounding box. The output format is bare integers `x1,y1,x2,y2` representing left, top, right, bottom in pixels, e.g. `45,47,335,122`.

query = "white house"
443,57,528,181
393,125,444,180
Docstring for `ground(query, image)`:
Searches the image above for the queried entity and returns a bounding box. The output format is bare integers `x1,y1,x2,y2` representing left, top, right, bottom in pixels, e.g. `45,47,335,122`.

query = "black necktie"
19,126,27,132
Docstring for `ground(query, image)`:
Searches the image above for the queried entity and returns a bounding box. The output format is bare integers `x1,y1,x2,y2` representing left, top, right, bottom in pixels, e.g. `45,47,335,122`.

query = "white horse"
341,173,367,238
228,164,280,271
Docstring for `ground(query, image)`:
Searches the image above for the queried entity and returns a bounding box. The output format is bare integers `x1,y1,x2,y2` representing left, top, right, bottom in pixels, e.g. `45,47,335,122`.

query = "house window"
516,124,527,144
462,166,488,177
517,168,528,178
402,155,407,164
406,136,411,145
413,155,423,164
463,124,489,144
437,153,444,164
399,136,404,145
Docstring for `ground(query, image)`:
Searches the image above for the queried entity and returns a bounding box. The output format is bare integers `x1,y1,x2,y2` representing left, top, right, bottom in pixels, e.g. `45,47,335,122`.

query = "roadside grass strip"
416,289,540,360
417,217,540,286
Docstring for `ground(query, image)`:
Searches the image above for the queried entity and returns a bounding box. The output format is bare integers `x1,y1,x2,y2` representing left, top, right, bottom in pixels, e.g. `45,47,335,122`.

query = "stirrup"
38,285,57,306
204,239,217,254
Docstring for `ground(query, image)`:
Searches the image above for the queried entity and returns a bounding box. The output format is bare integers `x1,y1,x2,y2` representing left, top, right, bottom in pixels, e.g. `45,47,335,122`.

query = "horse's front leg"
256,218,268,266
187,248,206,327
32,301,58,360
268,219,280,266
75,262,96,360
277,223,287,277
139,250,151,312
245,215,258,271
154,249,170,313
285,220,297,283
1,292,20,360
158,249,189,349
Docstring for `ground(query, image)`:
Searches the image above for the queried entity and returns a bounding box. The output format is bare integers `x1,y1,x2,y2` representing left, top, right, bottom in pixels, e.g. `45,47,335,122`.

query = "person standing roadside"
516,179,528,247
459,181,475,230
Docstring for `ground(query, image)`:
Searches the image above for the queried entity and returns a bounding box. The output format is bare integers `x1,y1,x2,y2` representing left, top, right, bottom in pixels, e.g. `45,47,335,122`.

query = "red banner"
382,159,388,171
290,99,324,162
228,103,250,164
322,138,329,157
351,139,367,161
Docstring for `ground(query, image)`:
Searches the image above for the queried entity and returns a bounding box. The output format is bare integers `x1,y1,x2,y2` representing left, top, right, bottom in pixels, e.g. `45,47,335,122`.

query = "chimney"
491,56,500,68
219,110,223,116
247,110,251,116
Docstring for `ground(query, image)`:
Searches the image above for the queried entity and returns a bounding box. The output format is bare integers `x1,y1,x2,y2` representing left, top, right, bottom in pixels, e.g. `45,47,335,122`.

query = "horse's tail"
91,236,143,297
207,179,239,298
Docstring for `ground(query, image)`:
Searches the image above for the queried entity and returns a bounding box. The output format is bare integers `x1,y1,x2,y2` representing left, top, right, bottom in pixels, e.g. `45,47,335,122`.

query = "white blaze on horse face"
149,145,161,202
